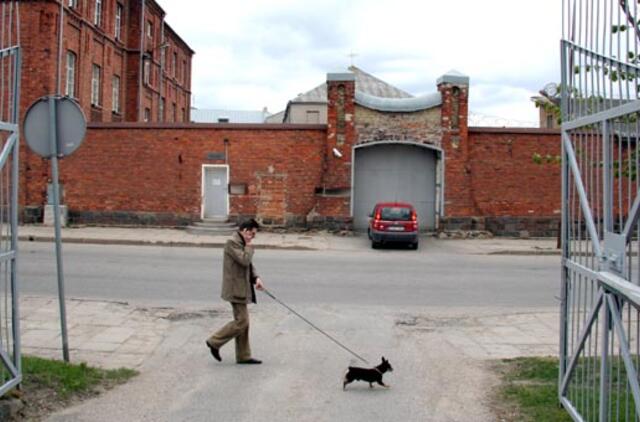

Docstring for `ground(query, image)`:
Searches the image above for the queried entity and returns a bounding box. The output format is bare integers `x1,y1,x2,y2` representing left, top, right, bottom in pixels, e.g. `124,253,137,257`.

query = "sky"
159,0,561,126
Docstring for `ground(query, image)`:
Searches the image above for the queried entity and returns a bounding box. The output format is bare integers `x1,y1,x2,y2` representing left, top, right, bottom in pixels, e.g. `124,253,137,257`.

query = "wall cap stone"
469,126,560,135
437,70,470,86
88,122,327,130
327,72,356,82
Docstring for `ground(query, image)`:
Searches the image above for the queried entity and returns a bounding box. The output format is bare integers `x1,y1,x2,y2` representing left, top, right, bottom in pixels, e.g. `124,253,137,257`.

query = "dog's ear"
382,356,386,362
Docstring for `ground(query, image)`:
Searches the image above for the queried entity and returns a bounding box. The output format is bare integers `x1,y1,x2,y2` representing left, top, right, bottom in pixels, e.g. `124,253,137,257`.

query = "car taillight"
410,211,417,221
373,219,382,230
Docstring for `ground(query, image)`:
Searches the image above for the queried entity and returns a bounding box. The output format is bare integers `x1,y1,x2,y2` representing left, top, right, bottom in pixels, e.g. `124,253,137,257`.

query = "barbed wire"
468,111,538,128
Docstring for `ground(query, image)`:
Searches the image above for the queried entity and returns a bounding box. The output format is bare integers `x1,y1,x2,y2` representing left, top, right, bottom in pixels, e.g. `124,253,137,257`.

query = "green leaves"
532,153,561,165
612,24,628,33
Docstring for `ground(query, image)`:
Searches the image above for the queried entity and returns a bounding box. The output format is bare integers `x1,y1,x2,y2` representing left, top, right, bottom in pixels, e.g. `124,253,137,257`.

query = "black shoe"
206,341,221,362
237,358,262,364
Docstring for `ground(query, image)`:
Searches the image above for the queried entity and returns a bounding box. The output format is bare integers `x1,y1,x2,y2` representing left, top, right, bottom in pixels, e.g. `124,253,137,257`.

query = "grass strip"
21,355,137,399
494,356,572,422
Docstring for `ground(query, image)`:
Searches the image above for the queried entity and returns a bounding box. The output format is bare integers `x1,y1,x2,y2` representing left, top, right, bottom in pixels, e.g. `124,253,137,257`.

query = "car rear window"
380,206,412,221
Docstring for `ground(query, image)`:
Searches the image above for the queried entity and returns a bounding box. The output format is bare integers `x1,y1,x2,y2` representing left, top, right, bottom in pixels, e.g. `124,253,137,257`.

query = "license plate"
388,226,404,231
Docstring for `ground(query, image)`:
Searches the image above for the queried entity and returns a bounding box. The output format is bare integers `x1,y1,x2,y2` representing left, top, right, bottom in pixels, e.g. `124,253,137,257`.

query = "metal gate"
560,1,640,420
0,1,21,398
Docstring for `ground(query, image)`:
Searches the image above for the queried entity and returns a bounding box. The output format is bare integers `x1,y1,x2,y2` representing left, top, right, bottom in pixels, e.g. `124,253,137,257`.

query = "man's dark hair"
239,218,260,231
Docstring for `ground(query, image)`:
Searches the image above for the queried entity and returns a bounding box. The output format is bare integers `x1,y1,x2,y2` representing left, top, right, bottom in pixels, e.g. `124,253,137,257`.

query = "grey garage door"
353,143,437,231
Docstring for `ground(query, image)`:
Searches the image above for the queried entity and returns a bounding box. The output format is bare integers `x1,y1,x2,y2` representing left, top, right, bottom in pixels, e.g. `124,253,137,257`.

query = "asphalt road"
19,241,561,307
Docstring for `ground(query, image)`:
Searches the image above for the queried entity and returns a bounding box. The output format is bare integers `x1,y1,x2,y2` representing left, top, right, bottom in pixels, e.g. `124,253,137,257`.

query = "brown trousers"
207,303,251,362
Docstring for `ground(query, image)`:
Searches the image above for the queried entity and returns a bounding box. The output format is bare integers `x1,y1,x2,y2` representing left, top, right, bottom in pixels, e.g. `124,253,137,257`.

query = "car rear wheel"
371,240,380,249
410,242,419,250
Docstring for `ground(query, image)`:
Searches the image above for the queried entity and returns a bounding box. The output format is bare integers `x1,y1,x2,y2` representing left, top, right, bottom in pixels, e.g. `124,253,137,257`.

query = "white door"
203,166,228,219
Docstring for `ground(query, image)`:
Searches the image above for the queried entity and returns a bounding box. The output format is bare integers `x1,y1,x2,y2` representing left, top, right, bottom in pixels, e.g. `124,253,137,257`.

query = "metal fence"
0,1,20,398
560,0,640,420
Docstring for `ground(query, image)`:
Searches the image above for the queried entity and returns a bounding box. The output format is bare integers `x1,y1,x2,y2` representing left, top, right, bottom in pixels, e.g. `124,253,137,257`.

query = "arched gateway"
352,142,441,231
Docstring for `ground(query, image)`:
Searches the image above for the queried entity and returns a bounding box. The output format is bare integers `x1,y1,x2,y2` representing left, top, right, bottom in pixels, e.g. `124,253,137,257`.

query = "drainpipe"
57,0,64,95
159,14,164,121
138,0,145,121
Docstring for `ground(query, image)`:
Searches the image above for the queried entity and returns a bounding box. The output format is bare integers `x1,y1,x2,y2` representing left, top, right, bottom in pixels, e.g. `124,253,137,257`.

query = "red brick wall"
23,124,326,225
21,123,563,231
467,128,561,217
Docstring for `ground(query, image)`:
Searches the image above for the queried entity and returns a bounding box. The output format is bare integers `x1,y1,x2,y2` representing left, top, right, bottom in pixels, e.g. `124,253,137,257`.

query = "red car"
367,202,419,249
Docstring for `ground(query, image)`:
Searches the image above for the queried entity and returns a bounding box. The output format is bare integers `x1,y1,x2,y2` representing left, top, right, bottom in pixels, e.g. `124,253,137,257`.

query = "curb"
487,250,561,256
18,236,316,251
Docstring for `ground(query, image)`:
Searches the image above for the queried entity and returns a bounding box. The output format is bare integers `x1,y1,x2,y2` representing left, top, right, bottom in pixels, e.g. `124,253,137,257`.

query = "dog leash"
262,288,370,365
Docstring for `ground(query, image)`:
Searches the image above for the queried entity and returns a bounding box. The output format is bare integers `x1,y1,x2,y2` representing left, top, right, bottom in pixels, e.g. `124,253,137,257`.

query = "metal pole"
11,47,21,376
48,96,69,362
559,39,569,397
56,0,63,95
600,292,610,422
138,0,144,121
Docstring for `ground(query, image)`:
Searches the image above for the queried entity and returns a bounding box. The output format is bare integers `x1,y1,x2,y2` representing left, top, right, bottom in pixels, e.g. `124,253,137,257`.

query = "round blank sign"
24,96,86,158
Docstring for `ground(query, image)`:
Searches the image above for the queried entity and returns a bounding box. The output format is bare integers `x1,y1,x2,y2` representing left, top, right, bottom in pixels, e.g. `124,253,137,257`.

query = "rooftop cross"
347,51,359,67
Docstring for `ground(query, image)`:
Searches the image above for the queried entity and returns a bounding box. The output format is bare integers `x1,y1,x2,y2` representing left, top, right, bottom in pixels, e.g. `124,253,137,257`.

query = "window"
182,60,187,83
159,98,165,121
112,75,120,113
91,64,101,106
160,48,166,69
65,51,76,98
182,107,186,122
172,103,176,121
68,0,77,7
217,117,229,123
172,52,177,77
94,0,102,26
146,20,153,38
546,113,554,129
115,3,123,39
380,206,412,221
144,108,150,122
143,58,151,85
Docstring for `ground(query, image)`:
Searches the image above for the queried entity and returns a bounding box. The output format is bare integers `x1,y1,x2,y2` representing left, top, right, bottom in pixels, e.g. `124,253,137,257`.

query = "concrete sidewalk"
18,224,560,255
21,297,559,371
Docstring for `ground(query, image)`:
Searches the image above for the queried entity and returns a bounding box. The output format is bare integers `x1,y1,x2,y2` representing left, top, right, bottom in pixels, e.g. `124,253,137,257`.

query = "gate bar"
563,132,603,258
622,191,640,241
600,293,611,422
561,288,604,396
606,293,640,417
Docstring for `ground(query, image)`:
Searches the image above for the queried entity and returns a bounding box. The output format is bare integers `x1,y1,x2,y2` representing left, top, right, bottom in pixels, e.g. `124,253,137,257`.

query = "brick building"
19,0,193,124
21,65,561,236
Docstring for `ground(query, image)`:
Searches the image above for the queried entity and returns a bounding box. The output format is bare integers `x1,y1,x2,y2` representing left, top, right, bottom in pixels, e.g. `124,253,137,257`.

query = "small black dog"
343,357,393,390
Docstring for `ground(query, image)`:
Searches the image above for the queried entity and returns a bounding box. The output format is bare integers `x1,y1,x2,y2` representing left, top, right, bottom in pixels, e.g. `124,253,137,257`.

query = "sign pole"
47,96,69,362
24,94,86,363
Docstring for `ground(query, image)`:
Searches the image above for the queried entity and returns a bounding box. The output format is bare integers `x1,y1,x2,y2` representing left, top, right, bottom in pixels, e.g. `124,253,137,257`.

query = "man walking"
206,219,265,364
